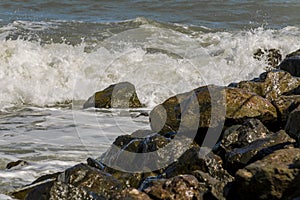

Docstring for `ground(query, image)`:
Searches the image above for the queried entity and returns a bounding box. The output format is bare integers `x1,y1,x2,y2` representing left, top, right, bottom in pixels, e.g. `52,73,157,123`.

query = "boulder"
14,163,123,200
225,130,295,174
164,145,233,183
233,148,300,200
150,85,277,145
272,95,300,125
279,49,300,77
143,174,202,200
214,118,271,158
235,70,300,101
83,82,143,109
285,104,300,142
113,188,152,200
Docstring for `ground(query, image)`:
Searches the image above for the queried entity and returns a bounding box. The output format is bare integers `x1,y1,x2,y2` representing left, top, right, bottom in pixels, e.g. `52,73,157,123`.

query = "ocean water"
1,0,300,197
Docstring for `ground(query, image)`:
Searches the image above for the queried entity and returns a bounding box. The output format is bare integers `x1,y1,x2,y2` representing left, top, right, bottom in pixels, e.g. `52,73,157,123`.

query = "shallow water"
0,0,300,197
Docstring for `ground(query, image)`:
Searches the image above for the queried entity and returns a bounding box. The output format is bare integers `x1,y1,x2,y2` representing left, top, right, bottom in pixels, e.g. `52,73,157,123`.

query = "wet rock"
113,188,152,200
20,163,123,200
83,82,143,109
225,130,295,174
150,85,277,144
214,119,271,158
164,145,233,183
233,148,300,200
192,170,228,200
6,160,28,169
235,70,300,101
279,49,300,77
253,48,282,70
272,95,300,125
285,104,300,142
99,132,171,174
143,174,202,200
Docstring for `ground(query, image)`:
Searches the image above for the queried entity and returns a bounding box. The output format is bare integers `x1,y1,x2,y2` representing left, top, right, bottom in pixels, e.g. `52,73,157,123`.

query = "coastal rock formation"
233,70,300,101
150,85,277,139
225,130,295,174
214,119,271,158
279,49,300,77
285,105,300,142
11,49,300,200
83,82,143,109
233,148,300,200
143,175,202,200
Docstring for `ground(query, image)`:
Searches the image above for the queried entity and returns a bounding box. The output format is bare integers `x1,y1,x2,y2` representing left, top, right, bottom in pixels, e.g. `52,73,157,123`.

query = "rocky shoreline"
10,49,300,199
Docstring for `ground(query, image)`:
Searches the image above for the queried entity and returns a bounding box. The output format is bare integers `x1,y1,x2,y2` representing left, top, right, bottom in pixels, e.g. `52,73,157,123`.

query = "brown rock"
234,148,300,200
150,85,277,144
144,175,202,200
83,82,143,109
285,104,300,142
279,49,300,77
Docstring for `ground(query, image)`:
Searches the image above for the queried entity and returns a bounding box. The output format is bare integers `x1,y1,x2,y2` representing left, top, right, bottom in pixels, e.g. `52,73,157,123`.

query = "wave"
0,18,299,109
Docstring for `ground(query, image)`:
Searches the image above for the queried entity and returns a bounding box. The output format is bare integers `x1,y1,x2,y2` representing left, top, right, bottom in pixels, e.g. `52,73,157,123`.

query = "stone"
113,188,152,200
225,130,295,174
285,104,300,142
16,163,123,199
150,85,277,146
143,174,202,200
214,118,271,158
6,160,28,169
235,70,300,101
83,82,143,109
279,49,300,77
233,148,300,200
272,95,300,125
164,145,233,183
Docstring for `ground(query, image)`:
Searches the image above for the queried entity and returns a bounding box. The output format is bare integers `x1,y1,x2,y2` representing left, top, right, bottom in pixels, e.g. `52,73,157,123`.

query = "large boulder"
143,174,202,200
234,70,300,101
285,104,300,142
233,148,300,200
83,82,143,109
150,85,277,144
214,118,271,158
225,130,295,174
272,95,300,125
13,164,123,200
279,49,300,77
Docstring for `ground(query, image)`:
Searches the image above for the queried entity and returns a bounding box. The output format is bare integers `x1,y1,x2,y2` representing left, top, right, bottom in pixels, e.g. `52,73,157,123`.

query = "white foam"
0,25,299,109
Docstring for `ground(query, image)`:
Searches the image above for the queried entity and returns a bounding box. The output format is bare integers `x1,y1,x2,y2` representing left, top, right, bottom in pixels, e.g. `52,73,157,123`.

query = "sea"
0,0,300,198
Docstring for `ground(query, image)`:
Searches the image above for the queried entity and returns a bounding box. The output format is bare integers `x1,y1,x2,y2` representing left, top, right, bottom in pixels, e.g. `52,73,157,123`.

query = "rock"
279,49,300,77
285,104,300,142
143,174,202,200
192,170,228,200
113,188,152,200
214,119,271,158
272,95,300,125
235,70,300,101
99,132,171,174
17,163,123,199
233,148,300,200
225,130,295,174
83,82,143,109
6,160,28,169
253,48,282,70
164,145,233,183
150,85,277,145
